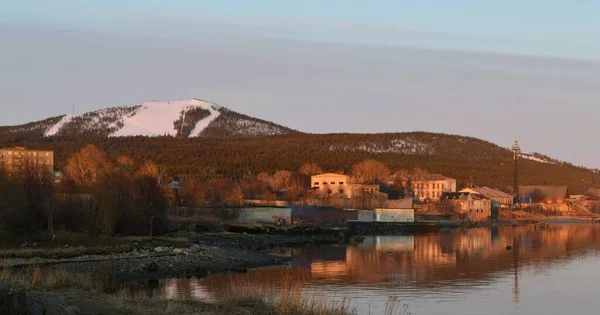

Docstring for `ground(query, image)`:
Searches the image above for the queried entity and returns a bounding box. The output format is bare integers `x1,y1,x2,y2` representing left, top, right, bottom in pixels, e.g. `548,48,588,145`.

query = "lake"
130,223,600,315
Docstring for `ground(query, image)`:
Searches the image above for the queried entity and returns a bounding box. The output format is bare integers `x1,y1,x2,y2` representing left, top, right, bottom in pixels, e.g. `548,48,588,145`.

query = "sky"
1,0,600,167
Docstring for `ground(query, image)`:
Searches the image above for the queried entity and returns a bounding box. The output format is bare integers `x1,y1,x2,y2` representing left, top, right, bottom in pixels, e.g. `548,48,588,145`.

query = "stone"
28,300,45,315
172,248,184,255
147,262,159,272
67,305,80,313
154,246,168,253
7,283,30,314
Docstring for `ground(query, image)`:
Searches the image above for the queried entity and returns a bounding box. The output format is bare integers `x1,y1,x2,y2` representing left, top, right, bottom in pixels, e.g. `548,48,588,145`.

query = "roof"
417,174,455,181
441,192,488,200
519,186,568,200
311,173,348,178
461,187,513,199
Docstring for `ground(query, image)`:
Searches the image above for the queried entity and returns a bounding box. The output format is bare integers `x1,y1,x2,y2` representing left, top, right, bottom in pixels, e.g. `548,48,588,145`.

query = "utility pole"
72,104,75,115
512,140,521,204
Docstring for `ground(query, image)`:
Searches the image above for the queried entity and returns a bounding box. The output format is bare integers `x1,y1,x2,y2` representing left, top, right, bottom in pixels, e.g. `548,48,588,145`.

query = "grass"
0,232,191,259
0,266,359,315
1,265,101,292
222,274,354,315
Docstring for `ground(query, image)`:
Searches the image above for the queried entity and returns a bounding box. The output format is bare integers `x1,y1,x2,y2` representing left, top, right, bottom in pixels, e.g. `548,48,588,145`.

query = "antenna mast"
512,139,521,201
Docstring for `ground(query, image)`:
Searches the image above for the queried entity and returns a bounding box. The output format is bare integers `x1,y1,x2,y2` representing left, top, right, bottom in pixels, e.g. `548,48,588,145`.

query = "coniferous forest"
1,131,598,194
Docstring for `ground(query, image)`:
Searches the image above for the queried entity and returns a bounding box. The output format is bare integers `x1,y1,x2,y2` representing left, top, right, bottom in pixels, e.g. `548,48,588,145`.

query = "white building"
411,174,457,201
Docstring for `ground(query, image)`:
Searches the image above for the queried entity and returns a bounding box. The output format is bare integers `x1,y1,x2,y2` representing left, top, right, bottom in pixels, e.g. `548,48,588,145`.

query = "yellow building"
311,173,381,199
0,147,54,174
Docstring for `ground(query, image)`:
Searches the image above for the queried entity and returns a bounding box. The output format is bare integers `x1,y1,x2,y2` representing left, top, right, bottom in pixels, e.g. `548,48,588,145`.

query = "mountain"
1,99,599,194
0,99,297,139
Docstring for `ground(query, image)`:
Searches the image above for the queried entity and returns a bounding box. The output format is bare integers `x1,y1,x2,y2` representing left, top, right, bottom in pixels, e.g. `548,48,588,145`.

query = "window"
331,182,335,185
339,189,344,194
327,189,332,194
314,182,319,185
323,182,327,185
339,182,344,185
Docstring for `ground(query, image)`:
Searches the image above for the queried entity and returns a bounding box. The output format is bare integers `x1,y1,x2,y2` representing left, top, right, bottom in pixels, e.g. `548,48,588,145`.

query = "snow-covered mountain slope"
110,99,220,137
1,99,296,138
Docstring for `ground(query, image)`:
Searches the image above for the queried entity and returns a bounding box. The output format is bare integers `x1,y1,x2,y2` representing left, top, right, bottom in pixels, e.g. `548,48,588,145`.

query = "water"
130,223,600,315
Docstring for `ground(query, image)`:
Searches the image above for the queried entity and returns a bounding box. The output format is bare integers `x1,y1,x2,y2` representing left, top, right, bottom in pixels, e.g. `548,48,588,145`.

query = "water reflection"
130,224,600,315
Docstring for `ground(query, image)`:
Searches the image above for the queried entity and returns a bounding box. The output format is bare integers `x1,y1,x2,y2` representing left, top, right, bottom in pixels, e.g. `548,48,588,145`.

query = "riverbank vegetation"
1,266,357,315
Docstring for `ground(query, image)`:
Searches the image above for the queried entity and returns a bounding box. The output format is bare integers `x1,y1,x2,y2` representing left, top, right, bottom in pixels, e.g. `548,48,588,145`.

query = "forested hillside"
1,132,597,194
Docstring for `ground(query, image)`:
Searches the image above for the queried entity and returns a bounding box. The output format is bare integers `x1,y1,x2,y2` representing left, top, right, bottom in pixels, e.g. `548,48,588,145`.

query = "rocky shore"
2,228,347,283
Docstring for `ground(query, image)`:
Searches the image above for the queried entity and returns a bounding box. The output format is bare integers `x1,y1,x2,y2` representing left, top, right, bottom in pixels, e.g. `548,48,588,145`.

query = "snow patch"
189,105,221,137
520,153,555,164
45,115,74,136
111,99,217,137
329,138,433,155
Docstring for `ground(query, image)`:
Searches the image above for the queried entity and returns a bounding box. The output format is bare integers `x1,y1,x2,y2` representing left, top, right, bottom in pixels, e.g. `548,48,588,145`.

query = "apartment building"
0,147,54,174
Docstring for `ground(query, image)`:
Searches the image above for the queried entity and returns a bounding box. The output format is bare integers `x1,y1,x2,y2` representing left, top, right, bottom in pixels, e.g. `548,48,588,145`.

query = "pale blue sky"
1,1,600,167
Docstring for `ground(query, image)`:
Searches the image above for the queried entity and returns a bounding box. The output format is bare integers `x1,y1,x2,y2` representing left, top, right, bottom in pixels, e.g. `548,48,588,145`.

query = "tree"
137,160,165,185
256,172,274,188
96,170,132,235
65,145,110,187
411,168,430,181
131,175,167,236
273,170,292,190
116,155,135,170
529,189,546,203
225,185,244,206
351,159,391,184
299,163,323,176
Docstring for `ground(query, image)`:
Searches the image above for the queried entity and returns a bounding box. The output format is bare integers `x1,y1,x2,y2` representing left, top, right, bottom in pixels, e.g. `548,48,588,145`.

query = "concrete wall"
292,206,348,226
374,208,415,222
237,207,291,224
358,210,374,222
168,207,291,224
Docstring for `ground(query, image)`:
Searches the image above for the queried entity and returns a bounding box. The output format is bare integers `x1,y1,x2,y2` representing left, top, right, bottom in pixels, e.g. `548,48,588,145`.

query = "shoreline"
2,218,596,282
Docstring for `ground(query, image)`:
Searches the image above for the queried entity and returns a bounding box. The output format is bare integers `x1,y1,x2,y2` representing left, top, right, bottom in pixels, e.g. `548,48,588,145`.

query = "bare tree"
65,145,110,187
225,185,244,206
116,155,135,169
351,159,391,184
257,172,274,188
273,170,292,190
137,160,166,185
411,168,430,181
299,162,323,176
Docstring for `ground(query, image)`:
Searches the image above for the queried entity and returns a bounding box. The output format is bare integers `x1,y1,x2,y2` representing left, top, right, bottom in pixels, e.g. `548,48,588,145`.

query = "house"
0,147,54,174
440,192,491,221
519,186,568,204
411,174,457,201
460,187,513,206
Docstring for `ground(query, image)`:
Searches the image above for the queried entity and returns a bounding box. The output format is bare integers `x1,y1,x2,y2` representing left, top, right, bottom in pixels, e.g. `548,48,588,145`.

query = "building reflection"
136,224,600,303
